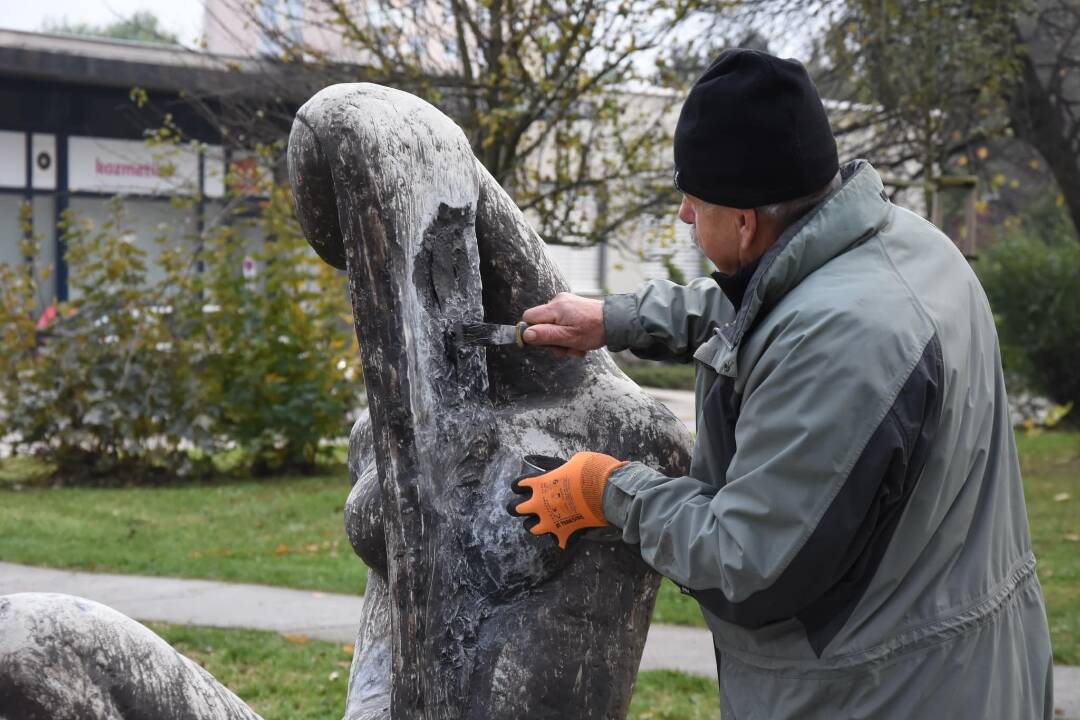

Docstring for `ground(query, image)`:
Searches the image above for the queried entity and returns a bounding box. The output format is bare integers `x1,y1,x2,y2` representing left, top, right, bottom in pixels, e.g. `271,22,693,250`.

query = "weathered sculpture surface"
292,83,692,719
0,84,691,720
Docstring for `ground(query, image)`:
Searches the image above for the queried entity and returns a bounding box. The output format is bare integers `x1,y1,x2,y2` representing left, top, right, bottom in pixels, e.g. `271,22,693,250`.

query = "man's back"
604,161,1053,718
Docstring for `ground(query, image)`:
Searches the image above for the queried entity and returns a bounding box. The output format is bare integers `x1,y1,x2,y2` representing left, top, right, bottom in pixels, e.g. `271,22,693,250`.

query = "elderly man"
510,49,1053,718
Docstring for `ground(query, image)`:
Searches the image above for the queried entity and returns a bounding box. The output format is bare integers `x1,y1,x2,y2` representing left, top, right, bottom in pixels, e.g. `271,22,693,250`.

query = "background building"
0,29,263,300
0,25,708,305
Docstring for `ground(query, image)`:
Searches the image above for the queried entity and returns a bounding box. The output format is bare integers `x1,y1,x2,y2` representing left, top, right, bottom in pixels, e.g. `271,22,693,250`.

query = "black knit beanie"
673,49,839,208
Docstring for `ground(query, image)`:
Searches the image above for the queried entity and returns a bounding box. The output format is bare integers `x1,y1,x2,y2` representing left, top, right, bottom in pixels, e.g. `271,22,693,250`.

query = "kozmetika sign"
94,157,163,178
69,137,225,198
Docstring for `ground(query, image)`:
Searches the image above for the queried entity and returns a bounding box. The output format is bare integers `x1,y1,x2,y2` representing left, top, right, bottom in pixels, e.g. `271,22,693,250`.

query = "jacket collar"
711,258,761,311
716,159,893,349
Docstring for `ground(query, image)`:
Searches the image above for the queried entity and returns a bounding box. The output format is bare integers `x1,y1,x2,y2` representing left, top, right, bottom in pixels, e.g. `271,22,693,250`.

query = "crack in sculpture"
0,83,691,720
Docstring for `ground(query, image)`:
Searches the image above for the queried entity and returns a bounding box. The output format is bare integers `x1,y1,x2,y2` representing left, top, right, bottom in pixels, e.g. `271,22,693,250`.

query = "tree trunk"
288,83,692,719
1010,6,1080,236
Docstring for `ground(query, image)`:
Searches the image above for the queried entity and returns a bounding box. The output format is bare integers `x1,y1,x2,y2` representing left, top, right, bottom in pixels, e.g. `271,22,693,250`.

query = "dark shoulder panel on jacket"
692,333,945,656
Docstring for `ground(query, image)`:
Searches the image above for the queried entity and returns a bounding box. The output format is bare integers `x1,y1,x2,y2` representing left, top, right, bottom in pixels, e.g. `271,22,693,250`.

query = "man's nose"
678,198,695,224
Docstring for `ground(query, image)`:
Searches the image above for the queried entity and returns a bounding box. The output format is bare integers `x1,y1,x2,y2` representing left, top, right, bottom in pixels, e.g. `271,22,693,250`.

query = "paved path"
1,562,1077,717
0,563,714,679
643,386,696,434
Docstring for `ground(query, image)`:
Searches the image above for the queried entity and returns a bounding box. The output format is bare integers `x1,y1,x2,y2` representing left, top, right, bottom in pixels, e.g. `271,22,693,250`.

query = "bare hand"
521,293,605,358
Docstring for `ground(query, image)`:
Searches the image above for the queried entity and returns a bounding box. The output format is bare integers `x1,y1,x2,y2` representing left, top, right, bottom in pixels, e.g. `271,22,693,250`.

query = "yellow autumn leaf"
284,633,311,644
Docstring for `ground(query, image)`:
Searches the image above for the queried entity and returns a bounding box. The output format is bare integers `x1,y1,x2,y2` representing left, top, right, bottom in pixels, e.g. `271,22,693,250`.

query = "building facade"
0,27,705,307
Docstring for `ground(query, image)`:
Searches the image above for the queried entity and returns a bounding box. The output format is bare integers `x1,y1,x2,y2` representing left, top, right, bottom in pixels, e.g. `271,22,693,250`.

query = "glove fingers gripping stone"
511,453,626,549
509,455,567,538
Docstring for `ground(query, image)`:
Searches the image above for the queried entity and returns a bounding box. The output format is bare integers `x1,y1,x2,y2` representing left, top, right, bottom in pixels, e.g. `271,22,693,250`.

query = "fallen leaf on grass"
1053,493,1071,502
273,542,330,557
342,644,354,655
190,547,233,558
1064,534,1080,543
284,633,310,644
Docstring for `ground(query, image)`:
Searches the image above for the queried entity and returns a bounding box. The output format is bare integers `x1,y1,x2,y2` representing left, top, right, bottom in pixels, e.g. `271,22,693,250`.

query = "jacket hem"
716,553,1039,677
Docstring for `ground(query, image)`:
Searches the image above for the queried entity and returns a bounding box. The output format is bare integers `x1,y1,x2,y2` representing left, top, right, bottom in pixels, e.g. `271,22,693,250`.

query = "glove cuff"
578,452,629,520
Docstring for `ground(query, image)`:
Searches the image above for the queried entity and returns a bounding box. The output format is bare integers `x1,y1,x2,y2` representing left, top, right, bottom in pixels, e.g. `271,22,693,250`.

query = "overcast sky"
0,1,814,62
2,0,204,46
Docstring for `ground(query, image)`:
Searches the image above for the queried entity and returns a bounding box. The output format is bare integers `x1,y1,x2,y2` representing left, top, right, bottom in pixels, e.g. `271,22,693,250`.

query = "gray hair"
755,172,842,230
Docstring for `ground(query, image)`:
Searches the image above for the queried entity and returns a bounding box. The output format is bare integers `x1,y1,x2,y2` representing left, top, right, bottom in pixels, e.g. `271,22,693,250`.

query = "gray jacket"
602,160,1053,719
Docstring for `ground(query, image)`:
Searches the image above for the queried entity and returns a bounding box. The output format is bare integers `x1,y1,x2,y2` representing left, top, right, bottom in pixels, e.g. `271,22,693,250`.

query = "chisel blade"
454,321,530,348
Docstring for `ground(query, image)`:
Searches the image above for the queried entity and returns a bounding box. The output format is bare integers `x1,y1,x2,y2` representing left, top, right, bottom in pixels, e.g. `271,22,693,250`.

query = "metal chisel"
453,321,531,348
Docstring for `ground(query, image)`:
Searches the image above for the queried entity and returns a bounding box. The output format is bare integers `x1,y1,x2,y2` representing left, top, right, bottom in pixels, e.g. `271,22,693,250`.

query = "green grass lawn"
0,467,367,596
0,459,698,626
617,362,697,391
2,430,1078,662
151,623,719,720
1017,431,1080,665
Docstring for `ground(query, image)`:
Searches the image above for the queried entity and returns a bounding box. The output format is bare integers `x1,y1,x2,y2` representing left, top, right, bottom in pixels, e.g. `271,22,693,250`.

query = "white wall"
65,196,203,298
0,194,58,307
0,195,25,268
543,243,603,297
603,220,710,296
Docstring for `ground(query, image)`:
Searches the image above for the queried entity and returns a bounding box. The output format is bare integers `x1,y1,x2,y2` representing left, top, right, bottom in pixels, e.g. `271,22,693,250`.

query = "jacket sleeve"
602,317,943,645
603,276,734,363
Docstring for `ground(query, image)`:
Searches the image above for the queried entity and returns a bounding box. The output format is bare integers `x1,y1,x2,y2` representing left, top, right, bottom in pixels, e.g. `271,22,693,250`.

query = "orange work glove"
509,452,629,549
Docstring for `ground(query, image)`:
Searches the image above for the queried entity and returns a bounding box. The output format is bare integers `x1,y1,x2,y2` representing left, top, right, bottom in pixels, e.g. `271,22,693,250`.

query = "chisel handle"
514,321,530,348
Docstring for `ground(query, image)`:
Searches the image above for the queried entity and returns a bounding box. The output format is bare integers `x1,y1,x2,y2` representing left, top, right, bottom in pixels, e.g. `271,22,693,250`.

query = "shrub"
977,221,1080,416
0,175,362,481
0,199,213,482
193,183,362,474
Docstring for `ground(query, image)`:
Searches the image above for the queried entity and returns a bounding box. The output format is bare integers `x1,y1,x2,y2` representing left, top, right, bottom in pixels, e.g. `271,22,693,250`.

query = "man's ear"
737,208,758,254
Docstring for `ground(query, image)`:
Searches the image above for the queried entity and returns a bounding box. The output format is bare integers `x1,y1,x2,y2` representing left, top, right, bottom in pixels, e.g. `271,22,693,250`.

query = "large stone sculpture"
0,83,691,720
290,82,691,719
